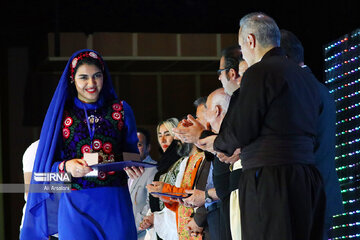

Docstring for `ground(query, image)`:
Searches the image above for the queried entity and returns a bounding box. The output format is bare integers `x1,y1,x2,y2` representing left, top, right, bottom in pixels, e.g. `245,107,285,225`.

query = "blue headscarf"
20,49,118,239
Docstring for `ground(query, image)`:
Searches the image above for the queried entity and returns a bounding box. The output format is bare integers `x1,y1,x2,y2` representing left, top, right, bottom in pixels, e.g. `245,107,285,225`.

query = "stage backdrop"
324,28,360,239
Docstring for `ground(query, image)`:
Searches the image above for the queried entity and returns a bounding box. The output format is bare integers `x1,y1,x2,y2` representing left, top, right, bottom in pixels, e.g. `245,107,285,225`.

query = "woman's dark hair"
73,57,104,77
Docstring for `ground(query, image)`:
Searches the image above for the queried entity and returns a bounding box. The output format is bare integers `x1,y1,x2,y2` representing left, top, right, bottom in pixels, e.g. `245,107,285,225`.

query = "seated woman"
21,49,139,240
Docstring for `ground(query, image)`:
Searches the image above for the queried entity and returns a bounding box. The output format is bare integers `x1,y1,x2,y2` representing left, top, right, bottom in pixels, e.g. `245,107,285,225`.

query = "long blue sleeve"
122,100,139,154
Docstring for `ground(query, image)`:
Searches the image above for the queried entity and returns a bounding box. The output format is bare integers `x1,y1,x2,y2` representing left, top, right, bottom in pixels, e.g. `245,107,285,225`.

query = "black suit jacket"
192,152,211,228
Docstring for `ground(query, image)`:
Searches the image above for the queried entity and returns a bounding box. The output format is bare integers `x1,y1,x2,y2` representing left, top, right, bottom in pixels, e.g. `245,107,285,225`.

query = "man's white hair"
211,89,231,115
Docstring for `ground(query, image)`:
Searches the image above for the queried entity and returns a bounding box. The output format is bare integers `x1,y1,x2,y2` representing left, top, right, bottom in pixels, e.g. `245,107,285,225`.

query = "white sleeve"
153,208,178,240
22,140,39,173
175,157,188,187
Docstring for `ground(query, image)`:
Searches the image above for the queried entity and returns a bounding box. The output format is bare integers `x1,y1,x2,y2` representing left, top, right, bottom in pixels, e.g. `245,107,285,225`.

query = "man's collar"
142,155,156,164
262,47,285,60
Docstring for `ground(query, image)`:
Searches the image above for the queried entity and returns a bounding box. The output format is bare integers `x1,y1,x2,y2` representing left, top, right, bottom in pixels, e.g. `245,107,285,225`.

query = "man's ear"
247,33,256,49
215,105,221,117
228,68,238,80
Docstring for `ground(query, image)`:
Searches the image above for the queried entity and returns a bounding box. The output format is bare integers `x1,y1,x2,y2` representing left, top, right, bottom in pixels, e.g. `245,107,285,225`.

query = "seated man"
128,128,158,240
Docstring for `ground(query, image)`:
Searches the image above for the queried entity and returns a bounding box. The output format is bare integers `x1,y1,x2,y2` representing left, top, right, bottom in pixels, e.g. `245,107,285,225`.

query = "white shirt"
22,140,39,173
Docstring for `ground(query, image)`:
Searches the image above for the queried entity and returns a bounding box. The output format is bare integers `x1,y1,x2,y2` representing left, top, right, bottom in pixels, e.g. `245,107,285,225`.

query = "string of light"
335,113,360,125
334,90,360,103
351,30,360,38
333,210,360,218
324,37,349,51
325,55,360,73
336,101,360,113
325,66,360,84
331,221,360,230
335,137,360,148
340,186,360,194
330,233,360,239
329,78,360,94
325,43,360,62
342,197,359,206
336,162,359,172
338,174,359,182
335,149,360,160
335,126,360,137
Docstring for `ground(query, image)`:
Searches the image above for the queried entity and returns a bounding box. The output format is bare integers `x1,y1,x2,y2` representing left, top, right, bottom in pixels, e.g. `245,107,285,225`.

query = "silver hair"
239,12,280,48
211,90,231,116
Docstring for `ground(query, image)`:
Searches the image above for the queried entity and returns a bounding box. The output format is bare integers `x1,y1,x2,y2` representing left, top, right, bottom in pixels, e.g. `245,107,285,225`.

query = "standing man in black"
280,29,343,240
199,12,326,240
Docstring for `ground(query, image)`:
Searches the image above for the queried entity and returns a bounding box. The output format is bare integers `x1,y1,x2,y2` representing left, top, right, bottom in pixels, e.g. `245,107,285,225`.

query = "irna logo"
34,172,71,182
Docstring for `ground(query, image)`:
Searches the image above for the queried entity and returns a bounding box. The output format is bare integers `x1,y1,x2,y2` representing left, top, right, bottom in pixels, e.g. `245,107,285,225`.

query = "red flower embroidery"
112,112,122,121
98,171,107,180
64,117,73,127
63,128,70,139
103,142,113,154
107,171,115,175
81,145,91,154
92,139,102,151
108,154,115,161
112,103,123,111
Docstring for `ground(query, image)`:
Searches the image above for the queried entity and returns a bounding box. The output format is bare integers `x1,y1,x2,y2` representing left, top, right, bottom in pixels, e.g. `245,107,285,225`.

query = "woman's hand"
65,159,93,177
124,166,145,179
146,181,165,194
139,214,154,230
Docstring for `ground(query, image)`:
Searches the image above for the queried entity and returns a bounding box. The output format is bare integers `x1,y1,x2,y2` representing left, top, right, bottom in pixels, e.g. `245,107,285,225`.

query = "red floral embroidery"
109,154,115,161
81,145,91,154
92,139,102,151
63,128,70,139
98,171,107,180
112,112,122,121
112,103,123,111
107,171,115,175
102,142,113,154
64,117,73,127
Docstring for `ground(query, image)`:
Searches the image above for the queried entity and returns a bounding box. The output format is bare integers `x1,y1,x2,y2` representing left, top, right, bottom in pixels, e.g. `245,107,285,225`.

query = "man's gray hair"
239,12,280,48
212,91,231,116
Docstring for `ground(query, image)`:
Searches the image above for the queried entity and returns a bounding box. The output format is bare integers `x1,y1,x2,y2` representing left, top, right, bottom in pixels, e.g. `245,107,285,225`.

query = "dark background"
5,0,360,81
1,0,359,239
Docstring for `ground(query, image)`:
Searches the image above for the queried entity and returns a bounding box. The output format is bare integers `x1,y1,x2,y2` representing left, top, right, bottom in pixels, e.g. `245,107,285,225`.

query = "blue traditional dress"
20,49,138,240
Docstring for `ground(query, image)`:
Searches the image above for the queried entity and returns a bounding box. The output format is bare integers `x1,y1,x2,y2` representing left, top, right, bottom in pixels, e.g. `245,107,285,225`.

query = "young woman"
140,118,185,240
21,49,139,240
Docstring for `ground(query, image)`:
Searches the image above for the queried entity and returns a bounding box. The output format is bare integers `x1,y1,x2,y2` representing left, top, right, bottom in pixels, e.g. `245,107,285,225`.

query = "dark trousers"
239,164,326,240
218,196,232,240
206,205,221,240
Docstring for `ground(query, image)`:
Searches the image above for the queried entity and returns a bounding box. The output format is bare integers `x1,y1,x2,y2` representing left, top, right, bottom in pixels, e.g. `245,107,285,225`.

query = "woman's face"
74,63,104,103
157,124,174,152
